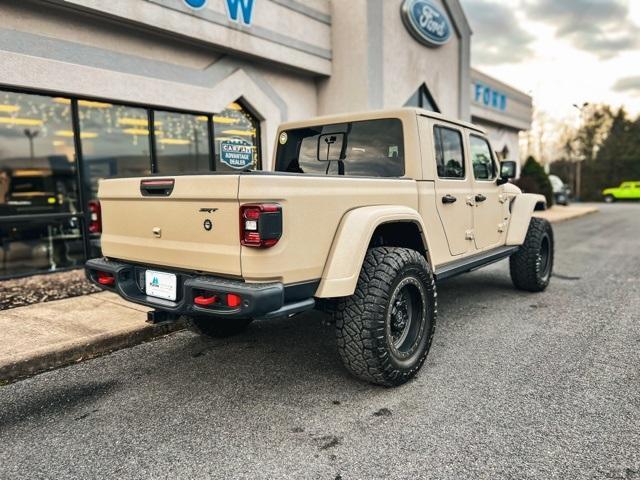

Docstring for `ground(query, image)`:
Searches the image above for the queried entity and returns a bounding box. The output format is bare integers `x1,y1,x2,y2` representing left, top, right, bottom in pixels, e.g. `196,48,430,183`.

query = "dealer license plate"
145,270,177,301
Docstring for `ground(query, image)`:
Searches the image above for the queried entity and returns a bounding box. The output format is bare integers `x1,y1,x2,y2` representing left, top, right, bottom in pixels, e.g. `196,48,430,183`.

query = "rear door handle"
475,194,487,203
441,194,457,204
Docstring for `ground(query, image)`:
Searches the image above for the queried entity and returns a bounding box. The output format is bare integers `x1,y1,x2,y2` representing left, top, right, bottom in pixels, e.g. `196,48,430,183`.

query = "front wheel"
510,217,554,292
604,194,615,203
335,247,437,387
188,316,253,338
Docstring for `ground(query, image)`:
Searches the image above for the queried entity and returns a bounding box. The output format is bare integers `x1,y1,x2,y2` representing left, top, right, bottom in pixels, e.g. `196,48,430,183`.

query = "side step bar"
434,246,520,281
257,298,316,320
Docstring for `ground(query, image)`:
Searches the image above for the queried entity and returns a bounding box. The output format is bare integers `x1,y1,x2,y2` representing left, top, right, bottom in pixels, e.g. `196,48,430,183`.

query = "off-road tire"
334,247,437,387
510,217,554,292
188,316,253,338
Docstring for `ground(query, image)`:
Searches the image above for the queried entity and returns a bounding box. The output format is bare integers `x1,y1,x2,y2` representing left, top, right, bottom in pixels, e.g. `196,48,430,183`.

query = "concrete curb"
0,318,185,384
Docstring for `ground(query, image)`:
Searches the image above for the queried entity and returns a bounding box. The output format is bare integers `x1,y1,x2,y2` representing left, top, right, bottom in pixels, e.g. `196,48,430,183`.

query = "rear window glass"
275,119,404,177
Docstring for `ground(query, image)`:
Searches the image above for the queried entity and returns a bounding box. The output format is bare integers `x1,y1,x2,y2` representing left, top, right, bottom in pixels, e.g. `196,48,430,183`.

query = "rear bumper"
85,258,314,319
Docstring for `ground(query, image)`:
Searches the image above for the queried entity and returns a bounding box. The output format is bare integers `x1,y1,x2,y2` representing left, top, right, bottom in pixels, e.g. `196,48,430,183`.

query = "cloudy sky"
459,0,640,120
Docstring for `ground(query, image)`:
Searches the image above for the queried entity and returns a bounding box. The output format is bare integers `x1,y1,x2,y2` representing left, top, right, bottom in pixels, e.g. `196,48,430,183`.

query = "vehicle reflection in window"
0,218,84,277
0,92,79,217
0,91,83,277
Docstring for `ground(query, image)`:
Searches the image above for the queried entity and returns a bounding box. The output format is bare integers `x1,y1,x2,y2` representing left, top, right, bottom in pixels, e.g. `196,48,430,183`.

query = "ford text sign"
401,0,452,47
182,0,256,26
473,82,508,112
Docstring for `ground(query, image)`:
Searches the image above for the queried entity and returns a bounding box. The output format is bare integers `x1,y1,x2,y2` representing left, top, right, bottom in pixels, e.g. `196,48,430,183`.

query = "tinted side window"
433,126,465,179
275,119,404,177
470,135,496,180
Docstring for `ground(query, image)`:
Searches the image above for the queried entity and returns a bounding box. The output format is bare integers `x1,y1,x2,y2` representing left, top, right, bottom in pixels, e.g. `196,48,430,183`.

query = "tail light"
96,271,115,286
88,200,102,234
226,293,242,308
240,204,282,248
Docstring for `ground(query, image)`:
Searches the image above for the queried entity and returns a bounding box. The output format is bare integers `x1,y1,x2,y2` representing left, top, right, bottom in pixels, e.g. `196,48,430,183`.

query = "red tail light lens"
226,293,242,308
97,271,114,286
88,200,102,234
240,204,282,248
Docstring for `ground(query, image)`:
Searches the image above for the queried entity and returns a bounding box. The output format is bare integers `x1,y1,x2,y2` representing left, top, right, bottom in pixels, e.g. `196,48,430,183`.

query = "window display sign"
220,140,254,170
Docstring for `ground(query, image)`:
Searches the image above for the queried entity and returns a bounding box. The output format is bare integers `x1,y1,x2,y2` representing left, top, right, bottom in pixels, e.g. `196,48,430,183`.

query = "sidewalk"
534,204,599,223
0,291,184,383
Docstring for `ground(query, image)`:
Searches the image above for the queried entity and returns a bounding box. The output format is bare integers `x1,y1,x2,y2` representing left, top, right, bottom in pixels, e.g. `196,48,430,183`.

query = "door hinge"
499,194,508,204
498,222,506,233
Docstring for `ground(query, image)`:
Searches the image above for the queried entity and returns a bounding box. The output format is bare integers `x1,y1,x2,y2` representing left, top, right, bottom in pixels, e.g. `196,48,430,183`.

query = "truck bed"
98,172,419,285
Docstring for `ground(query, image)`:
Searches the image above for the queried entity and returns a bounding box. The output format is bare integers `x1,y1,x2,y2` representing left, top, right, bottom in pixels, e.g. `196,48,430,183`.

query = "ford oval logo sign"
401,0,452,47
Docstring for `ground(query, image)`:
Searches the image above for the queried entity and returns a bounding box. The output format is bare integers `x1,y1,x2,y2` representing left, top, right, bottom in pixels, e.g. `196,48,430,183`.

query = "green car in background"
602,181,640,203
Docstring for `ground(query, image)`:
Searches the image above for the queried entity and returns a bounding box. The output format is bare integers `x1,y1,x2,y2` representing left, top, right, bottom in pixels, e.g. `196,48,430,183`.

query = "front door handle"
442,194,457,204
475,194,487,203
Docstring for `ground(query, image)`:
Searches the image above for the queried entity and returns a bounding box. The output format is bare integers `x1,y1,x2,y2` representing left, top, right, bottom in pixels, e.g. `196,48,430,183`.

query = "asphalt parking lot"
1,203,638,480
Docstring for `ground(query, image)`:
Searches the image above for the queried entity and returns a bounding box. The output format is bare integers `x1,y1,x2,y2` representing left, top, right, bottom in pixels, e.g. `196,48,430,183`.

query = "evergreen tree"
516,156,554,206
581,109,640,200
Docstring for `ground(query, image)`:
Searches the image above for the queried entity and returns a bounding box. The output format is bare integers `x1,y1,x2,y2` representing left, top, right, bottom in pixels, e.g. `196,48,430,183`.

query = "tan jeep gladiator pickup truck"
86,108,553,386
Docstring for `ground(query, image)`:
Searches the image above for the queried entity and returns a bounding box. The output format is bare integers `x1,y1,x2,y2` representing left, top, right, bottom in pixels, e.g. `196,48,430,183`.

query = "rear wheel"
335,247,436,387
188,316,253,338
510,217,554,292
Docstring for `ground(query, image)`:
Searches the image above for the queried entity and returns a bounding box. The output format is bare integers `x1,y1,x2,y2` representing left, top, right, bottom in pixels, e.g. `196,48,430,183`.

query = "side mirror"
497,161,517,185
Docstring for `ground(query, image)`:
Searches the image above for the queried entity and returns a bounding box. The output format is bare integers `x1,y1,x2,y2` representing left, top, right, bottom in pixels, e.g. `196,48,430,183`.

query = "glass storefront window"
0,91,84,277
78,103,152,201
155,111,210,174
0,217,84,277
214,101,261,171
0,88,264,279
0,91,79,217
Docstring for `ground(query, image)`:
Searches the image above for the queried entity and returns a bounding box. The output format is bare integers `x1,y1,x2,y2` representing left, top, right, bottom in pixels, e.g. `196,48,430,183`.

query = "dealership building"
470,68,533,164
0,0,531,278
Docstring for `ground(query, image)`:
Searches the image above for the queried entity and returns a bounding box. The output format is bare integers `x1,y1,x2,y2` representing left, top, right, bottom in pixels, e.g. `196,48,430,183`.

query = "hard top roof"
278,108,486,134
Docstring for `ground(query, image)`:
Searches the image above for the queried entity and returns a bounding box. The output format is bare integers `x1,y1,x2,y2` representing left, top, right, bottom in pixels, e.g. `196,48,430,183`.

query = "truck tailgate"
99,175,241,276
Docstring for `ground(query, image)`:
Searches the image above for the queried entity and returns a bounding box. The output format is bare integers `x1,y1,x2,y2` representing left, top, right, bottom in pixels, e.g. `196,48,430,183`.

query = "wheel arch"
506,193,547,246
316,206,430,298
